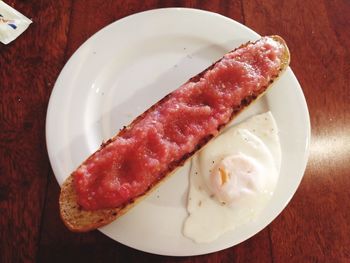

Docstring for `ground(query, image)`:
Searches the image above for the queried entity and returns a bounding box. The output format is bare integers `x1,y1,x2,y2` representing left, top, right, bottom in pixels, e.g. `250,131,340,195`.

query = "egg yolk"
210,153,263,204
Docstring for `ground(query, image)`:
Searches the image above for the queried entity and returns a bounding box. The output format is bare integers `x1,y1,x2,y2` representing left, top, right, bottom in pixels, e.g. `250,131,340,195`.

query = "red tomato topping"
74,37,284,210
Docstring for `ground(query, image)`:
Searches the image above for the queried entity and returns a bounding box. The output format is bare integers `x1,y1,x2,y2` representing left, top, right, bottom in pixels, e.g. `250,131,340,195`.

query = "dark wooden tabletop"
1,0,349,262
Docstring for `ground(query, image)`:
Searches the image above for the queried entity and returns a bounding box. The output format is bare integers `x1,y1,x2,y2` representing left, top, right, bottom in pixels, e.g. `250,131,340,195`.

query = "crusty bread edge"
59,35,290,232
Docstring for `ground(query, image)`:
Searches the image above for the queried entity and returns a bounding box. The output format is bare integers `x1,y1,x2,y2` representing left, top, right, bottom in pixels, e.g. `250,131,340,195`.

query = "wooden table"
1,1,349,262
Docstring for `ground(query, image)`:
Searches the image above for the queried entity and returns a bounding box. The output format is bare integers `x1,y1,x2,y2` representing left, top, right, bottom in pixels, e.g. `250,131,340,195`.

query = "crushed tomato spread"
73,37,285,210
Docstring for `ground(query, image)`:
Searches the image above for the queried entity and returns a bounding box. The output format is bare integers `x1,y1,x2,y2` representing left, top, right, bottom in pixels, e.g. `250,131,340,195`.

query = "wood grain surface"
0,0,349,262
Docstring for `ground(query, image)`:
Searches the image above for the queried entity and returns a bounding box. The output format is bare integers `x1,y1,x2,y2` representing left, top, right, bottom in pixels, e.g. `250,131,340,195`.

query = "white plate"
46,8,310,256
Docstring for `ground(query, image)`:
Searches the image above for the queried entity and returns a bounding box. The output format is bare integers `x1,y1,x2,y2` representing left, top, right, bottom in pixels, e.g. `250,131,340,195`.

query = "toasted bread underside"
59,35,290,232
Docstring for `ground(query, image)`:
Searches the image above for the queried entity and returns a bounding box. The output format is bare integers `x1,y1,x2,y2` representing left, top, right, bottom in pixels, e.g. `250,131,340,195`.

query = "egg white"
183,112,281,243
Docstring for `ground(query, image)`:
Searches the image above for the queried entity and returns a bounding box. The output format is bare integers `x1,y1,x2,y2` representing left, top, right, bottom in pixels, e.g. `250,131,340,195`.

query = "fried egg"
183,112,281,243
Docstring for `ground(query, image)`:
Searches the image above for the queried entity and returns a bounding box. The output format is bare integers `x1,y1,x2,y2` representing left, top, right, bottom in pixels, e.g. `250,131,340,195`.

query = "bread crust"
59,35,290,232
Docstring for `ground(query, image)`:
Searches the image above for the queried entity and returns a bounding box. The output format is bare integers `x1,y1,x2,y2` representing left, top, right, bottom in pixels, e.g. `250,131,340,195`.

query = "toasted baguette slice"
59,35,290,232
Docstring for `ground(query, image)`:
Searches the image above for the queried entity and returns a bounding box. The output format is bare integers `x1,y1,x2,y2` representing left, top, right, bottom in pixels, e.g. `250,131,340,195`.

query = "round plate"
46,8,310,256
